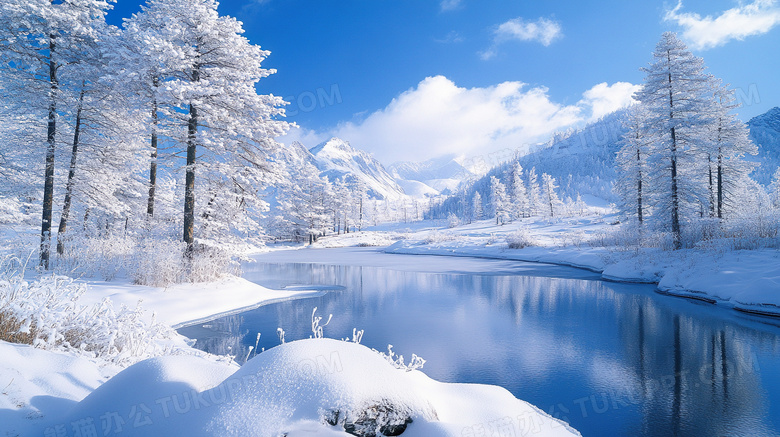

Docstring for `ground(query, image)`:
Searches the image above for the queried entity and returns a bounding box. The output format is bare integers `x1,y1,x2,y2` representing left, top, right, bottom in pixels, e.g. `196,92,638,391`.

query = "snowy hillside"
310,138,406,200
389,155,474,196
747,106,780,185
433,110,628,216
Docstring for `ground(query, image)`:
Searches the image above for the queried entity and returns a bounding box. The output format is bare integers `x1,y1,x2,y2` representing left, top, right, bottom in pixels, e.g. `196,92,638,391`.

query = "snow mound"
36,339,579,436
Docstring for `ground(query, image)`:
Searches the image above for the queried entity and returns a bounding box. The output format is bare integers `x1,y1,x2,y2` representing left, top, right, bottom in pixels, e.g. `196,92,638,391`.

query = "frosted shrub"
506,228,535,249
375,344,426,372
446,213,460,228
54,232,239,286
423,230,458,244
129,236,186,286
187,243,241,284
55,233,135,280
311,307,332,339
0,257,176,366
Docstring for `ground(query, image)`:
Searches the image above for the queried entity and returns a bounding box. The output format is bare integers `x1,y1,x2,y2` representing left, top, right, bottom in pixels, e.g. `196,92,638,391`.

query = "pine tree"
770,168,780,210
635,32,716,249
472,191,483,221
527,167,542,217
616,105,650,224
541,173,563,217
707,82,758,219
510,162,529,219
489,176,510,225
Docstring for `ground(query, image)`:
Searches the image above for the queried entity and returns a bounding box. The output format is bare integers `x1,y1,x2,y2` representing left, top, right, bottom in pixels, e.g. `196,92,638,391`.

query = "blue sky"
107,0,780,164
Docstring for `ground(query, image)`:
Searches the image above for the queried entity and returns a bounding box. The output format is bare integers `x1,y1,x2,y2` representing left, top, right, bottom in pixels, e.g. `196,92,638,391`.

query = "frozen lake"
179,248,780,436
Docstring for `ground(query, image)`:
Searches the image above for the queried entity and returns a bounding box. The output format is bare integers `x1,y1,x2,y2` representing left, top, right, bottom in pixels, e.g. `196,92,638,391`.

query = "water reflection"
178,259,780,437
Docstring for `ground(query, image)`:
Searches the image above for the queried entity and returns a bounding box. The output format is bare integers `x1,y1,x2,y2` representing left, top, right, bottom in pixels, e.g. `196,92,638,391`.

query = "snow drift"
35,338,580,437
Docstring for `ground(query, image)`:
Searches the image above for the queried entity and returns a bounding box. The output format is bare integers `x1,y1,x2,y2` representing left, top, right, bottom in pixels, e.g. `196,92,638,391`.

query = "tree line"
0,0,287,271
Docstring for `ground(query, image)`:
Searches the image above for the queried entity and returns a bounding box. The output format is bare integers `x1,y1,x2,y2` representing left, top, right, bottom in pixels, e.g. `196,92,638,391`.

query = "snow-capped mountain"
389,154,475,197
748,107,780,185
430,110,629,215
308,137,406,200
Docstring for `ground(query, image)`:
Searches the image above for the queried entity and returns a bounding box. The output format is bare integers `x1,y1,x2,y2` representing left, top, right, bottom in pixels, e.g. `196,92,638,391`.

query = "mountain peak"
302,137,405,200
309,137,354,156
749,107,780,129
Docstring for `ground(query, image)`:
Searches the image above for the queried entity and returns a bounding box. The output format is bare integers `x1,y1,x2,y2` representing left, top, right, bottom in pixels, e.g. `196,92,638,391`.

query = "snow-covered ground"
1,252,582,436
314,214,780,317
9,338,579,437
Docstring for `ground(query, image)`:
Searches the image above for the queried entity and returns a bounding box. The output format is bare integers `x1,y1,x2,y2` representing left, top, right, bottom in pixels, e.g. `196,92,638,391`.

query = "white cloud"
440,0,462,12
277,125,327,149
481,17,562,59
664,0,780,50
277,76,637,164
580,82,641,121
496,17,562,46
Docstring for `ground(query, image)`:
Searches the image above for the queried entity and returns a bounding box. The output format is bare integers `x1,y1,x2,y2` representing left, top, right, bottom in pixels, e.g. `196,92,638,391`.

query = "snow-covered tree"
541,173,563,217
489,176,510,225
0,0,117,268
770,168,780,210
472,191,483,221
510,162,529,219
132,0,288,255
705,82,758,219
527,167,542,217
616,105,650,224
634,32,716,249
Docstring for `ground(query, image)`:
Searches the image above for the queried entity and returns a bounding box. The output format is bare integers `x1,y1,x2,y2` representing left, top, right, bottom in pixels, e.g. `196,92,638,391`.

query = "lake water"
178,248,780,436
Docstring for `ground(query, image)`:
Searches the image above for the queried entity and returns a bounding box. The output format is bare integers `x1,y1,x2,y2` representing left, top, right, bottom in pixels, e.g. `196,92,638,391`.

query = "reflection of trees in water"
620,293,775,436
190,262,780,436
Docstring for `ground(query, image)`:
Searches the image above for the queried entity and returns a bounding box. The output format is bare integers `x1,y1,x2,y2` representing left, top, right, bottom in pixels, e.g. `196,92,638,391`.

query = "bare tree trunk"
184,102,197,252
147,77,159,217
57,84,85,255
668,66,681,250
358,196,363,231
717,150,723,219
40,35,57,269
183,65,199,257
705,155,713,217
636,146,643,224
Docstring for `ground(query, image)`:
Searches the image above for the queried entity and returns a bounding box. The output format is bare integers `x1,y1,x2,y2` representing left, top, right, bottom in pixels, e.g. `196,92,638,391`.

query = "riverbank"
1,257,581,436
312,215,780,317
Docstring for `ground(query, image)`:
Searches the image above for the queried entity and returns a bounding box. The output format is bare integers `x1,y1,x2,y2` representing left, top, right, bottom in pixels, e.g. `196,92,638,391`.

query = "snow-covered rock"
30,339,580,437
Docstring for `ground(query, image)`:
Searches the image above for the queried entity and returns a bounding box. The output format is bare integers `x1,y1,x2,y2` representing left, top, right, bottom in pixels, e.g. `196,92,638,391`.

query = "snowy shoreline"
383,237,780,318
304,214,780,319
1,254,583,436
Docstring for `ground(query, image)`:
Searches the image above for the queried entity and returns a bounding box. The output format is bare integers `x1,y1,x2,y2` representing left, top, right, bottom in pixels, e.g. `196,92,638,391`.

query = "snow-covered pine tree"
489,176,510,225
527,167,542,217
634,32,716,249
511,162,529,220
541,173,563,217
472,191,483,221
770,168,780,210
615,105,650,224
706,82,758,219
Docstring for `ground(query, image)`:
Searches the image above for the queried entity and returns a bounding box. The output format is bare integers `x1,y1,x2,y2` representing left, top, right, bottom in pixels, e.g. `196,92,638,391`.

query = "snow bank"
377,217,780,317
31,339,579,437
76,275,325,328
0,341,114,434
